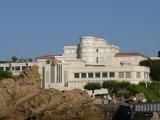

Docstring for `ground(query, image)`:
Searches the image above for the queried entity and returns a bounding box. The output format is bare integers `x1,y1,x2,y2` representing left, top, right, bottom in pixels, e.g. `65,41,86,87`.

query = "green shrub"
84,81,160,102
102,81,118,90
0,71,13,79
0,61,7,64
102,81,131,90
128,84,141,95
84,82,101,93
140,60,160,81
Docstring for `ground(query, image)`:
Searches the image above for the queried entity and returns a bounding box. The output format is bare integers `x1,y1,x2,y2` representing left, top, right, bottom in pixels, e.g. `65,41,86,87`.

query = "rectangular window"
136,72,141,78
109,72,115,78
74,73,79,78
64,83,68,87
119,72,124,78
0,67,4,71
46,60,50,64
102,72,108,78
144,72,149,79
95,72,100,78
96,49,98,52
15,66,20,71
12,67,15,70
96,57,98,63
81,73,86,78
88,73,93,78
5,67,10,71
22,66,26,70
126,72,131,78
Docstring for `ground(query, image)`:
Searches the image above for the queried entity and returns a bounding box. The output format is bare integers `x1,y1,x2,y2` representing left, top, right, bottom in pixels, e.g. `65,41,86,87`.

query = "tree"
84,82,101,93
102,81,131,94
11,56,18,62
28,58,33,62
140,60,160,81
102,81,120,90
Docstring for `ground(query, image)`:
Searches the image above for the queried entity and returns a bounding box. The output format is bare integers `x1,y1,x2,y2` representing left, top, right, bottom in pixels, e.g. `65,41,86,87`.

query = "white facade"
37,36,150,90
0,62,37,75
150,57,160,60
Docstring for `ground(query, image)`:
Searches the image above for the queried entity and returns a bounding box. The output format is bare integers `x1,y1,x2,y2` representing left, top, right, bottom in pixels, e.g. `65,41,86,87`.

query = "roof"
36,54,62,59
115,52,147,57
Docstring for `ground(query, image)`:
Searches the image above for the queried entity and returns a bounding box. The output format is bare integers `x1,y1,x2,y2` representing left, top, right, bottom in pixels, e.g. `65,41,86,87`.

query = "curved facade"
37,36,150,90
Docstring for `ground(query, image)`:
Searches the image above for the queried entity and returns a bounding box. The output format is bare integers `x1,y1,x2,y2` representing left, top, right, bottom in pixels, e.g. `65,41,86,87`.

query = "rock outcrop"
0,66,159,120
0,66,103,120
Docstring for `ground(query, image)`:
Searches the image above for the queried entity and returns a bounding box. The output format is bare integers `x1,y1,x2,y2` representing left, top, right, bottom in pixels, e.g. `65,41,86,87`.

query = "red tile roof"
115,52,147,57
36,54,62,59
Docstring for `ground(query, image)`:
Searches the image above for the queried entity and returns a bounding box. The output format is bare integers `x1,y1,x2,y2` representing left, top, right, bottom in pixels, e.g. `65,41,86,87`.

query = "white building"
0,62,36,75
150,57,160,60
36,36,150,90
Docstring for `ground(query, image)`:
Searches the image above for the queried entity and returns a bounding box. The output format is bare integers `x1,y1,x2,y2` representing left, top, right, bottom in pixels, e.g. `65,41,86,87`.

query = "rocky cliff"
0,65,159,120
0,66,103,120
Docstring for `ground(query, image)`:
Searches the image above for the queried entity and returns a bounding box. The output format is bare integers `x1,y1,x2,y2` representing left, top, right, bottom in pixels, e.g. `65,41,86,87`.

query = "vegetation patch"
140,59,160,81
84,82,101,93
0,71,13,79
84,81,160,102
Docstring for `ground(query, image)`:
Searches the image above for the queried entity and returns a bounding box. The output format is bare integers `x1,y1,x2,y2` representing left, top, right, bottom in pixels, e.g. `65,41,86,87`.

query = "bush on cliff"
0,71,13,79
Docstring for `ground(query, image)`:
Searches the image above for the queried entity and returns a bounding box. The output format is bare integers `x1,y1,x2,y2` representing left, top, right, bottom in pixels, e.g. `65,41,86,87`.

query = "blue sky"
0,0,160,60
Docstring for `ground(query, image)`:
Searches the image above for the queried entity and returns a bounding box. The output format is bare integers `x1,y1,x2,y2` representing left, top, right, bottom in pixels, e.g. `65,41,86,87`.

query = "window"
81,73,86,78
46,60,50,64
5,67,10,71
74,73,79,78
88,73,93,78
12,67,15,70
119,72,124,78
109,72,115,78
15,66,20,71
96,57,98,63
22,66,26,70
102,72,108,78
136,72,141,78
96,49,98,52
126,72,131,78
0,67,4,71
65,83,68,87
95,72,100,78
